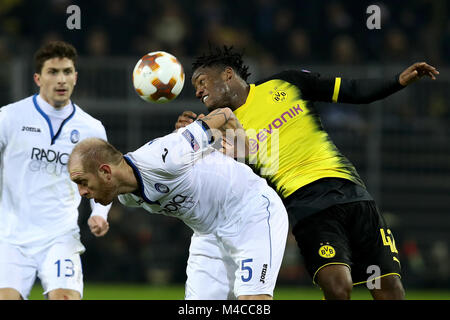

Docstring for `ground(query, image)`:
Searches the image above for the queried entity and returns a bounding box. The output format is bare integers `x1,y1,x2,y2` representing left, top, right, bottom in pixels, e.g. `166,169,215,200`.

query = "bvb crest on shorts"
319,243,335,258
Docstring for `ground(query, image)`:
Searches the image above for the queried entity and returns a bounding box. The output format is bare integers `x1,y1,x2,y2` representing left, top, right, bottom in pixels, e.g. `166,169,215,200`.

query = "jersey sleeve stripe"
332,77,341,103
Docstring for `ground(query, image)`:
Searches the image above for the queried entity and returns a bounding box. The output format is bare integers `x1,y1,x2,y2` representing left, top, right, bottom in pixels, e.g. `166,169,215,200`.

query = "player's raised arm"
199,107,249,160
337,62,439,104
287,62,439,105
199,107,235,130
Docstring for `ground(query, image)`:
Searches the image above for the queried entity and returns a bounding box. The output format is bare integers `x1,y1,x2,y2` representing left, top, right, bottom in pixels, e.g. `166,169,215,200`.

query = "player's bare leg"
47,288,81,300
0,288,22,300
316,264,353,300
369,274,405,300
238,294,272,300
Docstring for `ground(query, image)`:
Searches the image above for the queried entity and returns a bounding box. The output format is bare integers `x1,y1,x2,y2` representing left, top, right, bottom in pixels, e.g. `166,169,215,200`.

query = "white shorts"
0,232,85,299
185,188,288,299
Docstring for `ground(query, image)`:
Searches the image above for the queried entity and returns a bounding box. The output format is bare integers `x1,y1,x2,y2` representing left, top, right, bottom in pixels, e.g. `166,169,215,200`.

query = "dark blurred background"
0,0,449,290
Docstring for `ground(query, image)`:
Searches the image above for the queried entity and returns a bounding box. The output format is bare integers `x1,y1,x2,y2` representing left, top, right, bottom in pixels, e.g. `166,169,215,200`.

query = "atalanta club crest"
70,129,80,144
155,183,170,193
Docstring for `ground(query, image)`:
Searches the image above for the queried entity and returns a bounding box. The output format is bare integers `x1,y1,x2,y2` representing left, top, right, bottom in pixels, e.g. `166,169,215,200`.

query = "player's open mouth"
202,95,209,104
55,89,67,95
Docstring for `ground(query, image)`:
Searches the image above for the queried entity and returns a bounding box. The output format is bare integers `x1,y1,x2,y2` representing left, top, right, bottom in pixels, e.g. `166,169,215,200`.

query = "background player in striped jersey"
175,45,439,300
0,41,111,300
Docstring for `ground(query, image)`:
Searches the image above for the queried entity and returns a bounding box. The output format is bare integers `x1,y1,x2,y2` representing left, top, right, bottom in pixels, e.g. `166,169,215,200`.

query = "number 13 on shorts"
55,259,75,277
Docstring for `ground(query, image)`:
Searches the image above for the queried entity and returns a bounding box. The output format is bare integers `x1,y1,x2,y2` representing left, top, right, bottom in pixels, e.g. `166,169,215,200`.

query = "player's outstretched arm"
296,62,439,105
334,62,439,104
200,107,235,129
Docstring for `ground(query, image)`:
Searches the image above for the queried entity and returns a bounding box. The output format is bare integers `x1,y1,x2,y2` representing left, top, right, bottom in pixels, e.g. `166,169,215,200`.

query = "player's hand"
175,111,205,129
88,216,109,237
399,62,439,86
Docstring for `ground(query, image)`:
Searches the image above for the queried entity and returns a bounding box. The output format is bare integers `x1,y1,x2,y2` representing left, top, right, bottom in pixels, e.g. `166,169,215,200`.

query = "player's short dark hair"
192,45,251,81
34,41,78,74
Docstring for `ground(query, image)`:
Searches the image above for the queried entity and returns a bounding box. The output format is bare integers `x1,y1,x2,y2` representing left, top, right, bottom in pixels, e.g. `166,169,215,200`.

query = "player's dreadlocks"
192,45,251,81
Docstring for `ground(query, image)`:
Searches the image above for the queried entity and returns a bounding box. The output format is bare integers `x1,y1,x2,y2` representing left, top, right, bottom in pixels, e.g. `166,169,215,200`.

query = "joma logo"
22,126,41,133
260,264,268,283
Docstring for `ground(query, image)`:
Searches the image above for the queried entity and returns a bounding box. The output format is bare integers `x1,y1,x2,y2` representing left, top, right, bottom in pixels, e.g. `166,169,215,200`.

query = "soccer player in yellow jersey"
176,46,439,300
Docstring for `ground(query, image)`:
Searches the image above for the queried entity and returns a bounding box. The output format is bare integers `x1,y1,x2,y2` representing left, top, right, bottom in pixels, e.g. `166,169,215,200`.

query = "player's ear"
33,73,41,87
98,164,112,179
223,66,234,81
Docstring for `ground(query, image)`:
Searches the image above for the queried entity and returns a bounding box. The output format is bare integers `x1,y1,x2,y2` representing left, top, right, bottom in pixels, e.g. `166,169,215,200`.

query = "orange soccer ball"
132,51,185,103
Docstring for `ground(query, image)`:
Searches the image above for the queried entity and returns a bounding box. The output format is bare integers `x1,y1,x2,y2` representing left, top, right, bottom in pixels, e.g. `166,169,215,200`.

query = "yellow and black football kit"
234,69,403,284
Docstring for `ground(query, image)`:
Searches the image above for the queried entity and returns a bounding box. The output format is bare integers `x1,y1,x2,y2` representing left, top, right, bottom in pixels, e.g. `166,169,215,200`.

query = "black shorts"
291,200,402,285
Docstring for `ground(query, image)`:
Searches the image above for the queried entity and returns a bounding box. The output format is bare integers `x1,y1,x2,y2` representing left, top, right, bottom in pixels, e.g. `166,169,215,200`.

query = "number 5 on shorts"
241,258,253,282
